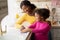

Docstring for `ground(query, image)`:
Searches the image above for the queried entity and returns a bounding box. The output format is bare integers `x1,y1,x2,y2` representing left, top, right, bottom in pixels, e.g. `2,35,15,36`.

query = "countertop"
52,24,60,28
0,26,29,40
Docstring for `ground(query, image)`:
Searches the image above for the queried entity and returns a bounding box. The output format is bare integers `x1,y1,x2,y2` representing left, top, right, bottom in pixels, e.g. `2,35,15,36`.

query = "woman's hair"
34,8,50,20
20,0,31,8
20,0,36,10
30,4,36,10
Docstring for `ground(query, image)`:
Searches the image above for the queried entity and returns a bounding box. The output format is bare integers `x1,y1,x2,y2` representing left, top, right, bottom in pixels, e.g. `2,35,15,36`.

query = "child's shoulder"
46,21,51,26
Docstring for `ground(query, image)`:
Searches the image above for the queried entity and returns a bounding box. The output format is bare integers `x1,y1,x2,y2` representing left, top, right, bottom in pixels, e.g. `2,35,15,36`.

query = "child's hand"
21,28,32,33
20,25,25,31
21,29,27,33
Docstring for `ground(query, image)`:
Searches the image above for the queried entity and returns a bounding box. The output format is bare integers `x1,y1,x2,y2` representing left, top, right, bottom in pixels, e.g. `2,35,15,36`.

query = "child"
21,8,51,40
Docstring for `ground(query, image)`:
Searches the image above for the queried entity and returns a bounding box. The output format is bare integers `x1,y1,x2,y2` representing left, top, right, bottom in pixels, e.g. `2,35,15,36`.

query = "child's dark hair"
34,8,50,20
20,0,31,8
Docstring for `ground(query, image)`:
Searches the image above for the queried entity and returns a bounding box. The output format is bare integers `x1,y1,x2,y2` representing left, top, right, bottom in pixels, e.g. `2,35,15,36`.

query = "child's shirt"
29,21,51,40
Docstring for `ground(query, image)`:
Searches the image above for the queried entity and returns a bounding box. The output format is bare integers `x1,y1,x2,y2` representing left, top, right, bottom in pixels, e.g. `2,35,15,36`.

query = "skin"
35,13,43,21
21,5,34,16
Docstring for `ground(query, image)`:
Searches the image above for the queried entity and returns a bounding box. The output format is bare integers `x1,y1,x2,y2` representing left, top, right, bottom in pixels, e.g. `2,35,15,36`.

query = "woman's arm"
15,14,26,28
16,14,26,24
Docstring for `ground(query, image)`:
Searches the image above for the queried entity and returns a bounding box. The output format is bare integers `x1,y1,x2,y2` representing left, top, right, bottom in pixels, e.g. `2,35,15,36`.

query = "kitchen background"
0,0,60,40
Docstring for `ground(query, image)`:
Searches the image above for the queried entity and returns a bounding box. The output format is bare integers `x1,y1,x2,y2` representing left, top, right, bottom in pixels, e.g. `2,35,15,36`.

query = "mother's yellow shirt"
15,13,35,28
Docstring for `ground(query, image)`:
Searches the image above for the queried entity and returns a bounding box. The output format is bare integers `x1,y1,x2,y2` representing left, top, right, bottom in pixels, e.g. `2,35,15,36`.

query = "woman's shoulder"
23,13,27,15
21,13,27,17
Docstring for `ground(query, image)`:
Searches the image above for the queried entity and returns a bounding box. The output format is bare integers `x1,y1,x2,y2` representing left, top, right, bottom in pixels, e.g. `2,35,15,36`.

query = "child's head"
20,0,36,14
34,8,50,21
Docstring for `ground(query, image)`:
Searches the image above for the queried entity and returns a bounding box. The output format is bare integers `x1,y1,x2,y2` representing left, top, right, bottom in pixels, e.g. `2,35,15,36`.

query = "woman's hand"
20,25,25,31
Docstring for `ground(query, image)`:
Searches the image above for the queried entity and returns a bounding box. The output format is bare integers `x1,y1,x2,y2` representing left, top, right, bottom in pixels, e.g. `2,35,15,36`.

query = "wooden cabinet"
51,27,60,40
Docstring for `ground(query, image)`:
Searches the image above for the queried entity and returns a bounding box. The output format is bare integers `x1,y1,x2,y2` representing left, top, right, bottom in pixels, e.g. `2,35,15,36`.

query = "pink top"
29,21,51,40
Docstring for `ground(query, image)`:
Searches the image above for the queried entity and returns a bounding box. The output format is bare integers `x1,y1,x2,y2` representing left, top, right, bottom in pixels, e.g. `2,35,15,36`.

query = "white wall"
8,0,52,18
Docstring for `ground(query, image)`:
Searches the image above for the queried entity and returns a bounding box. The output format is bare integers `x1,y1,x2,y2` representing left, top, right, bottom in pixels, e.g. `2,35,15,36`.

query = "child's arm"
21,22,37,33
21,28,32,33
21,23,50,33
31,23,51,33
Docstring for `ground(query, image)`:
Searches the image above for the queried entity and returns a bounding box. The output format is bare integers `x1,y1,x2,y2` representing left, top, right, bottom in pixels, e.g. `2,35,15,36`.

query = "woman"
15,0,36,29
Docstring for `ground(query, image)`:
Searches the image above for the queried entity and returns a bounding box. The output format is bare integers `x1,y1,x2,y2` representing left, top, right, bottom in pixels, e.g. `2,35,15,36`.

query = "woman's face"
35,13,42,21
22,5,31,14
